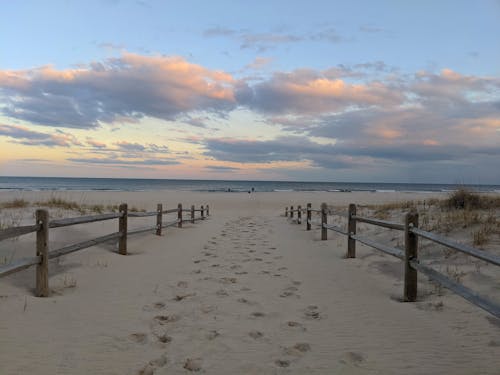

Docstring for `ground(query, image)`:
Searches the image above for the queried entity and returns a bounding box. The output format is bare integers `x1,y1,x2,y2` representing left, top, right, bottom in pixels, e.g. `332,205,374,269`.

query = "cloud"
67,156,180,166
204,27,346,52
0,124,82,147
245,57,273,70
203,26,238,37
236,68,403,114
0,53,236,129
204,136,361,170
205,165,241,172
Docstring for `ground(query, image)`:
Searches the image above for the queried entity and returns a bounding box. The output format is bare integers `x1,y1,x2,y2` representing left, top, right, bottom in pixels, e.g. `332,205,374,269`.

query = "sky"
0,0,499,184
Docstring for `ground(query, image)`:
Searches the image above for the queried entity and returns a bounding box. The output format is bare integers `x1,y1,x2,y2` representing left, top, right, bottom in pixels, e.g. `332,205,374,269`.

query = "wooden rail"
0,202,210,297
285,202,500,318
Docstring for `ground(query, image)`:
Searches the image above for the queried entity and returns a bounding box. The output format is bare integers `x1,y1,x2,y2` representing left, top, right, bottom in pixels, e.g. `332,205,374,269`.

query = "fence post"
191,205,195,223
206,205,209,216
297,205,302,224
404,210,419,302
321,203,327,240
306,203,311,231
290,206,294,218
285,207,288,217
156,203,162,236
201,205,205,220
119,203,128,255
35,209,49,297
177,203,183,228
347,203,356,258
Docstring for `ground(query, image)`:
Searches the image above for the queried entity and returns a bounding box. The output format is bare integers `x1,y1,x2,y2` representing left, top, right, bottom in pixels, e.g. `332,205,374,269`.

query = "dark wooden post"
177,203,183,228
119,203,128,255
36,209,49,297
404,211,419,302
321,203,327,240
156,203,162,236
285,207,288,217
191,205,195,223
306,203,311,231
201,205,205,220
206,205,209,216
297,205,302,224
347,203,356,258
290,206,294,218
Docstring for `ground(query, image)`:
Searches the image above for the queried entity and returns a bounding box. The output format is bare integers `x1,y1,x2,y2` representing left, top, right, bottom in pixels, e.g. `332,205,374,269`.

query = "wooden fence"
285,203,500,318
0,203,210,297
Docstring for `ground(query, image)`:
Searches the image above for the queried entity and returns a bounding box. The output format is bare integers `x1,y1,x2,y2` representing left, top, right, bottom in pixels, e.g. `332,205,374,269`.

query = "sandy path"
1,206,499,374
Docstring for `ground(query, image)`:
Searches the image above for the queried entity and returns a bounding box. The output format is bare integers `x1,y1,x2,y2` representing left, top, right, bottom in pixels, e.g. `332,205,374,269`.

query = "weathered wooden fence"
285,203,500,318
0,203,210,297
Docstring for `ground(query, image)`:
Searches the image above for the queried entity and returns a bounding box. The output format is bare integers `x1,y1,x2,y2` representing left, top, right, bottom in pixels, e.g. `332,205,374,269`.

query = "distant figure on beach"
251,187,255,192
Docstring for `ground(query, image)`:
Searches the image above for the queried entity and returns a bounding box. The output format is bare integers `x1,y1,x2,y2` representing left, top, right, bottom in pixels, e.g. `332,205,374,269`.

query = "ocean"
0,176,499,194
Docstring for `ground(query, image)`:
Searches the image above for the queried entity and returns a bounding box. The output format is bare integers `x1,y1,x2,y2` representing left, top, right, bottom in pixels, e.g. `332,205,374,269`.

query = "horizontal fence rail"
0,224,41,241
49,213,123,228
0,256,42,278
285,202,500,318
0,202,210,297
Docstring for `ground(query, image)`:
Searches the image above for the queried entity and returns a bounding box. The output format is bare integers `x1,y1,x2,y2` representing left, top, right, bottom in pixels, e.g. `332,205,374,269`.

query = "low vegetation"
0,197,145,219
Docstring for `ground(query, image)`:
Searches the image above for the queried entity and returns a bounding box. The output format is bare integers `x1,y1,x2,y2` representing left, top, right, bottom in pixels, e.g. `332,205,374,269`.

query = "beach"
0,189,499,374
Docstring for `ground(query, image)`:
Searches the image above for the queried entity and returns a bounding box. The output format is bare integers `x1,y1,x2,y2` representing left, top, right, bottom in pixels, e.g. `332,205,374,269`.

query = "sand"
0,190,499,374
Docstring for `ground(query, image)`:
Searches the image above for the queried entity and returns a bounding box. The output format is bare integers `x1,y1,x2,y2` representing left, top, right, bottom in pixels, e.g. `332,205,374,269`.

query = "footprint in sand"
174,293,195,301
154,314,181,324
339,351,365,366
283,343,311,357
129,333,148,344
155,333,172,344
248,330,264,339
183,358,203,372
250,311,266,318
142,302,166,311
177,281,188,288
206,330,220,340
303,305,321,320
139,354,168,375
286,321,306,331
274,359,290,368
219,277,237,284
216,289,229,297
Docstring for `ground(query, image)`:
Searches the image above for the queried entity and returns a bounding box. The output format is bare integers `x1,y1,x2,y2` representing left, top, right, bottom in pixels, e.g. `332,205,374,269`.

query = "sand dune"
0,190,499,374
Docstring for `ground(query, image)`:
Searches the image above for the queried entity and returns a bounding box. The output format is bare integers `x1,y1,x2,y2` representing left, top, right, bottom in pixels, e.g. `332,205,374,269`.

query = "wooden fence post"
306,203,312,231
156,203,162,236
297,205,302,224
290,206,294,218
206,205,210,216
404,210,419,302
35,209,49,297
347,203,356,258
321,203,327,240
119,203,128,255
177,203,183,228
191,205,195,223
285,207,288,217
201,205,205,220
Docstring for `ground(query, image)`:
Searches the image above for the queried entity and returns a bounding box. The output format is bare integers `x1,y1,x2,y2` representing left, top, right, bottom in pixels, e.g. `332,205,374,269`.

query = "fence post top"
321,202,327,209
178,203,182,208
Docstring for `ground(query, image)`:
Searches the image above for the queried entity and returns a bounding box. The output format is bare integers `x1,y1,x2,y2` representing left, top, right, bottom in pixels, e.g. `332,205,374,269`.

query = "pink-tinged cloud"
0,53,236,129
0,124,81,147
236,68,404,114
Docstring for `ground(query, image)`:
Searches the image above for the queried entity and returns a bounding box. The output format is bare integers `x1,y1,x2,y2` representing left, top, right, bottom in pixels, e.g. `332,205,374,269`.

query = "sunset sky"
1,0,499,183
